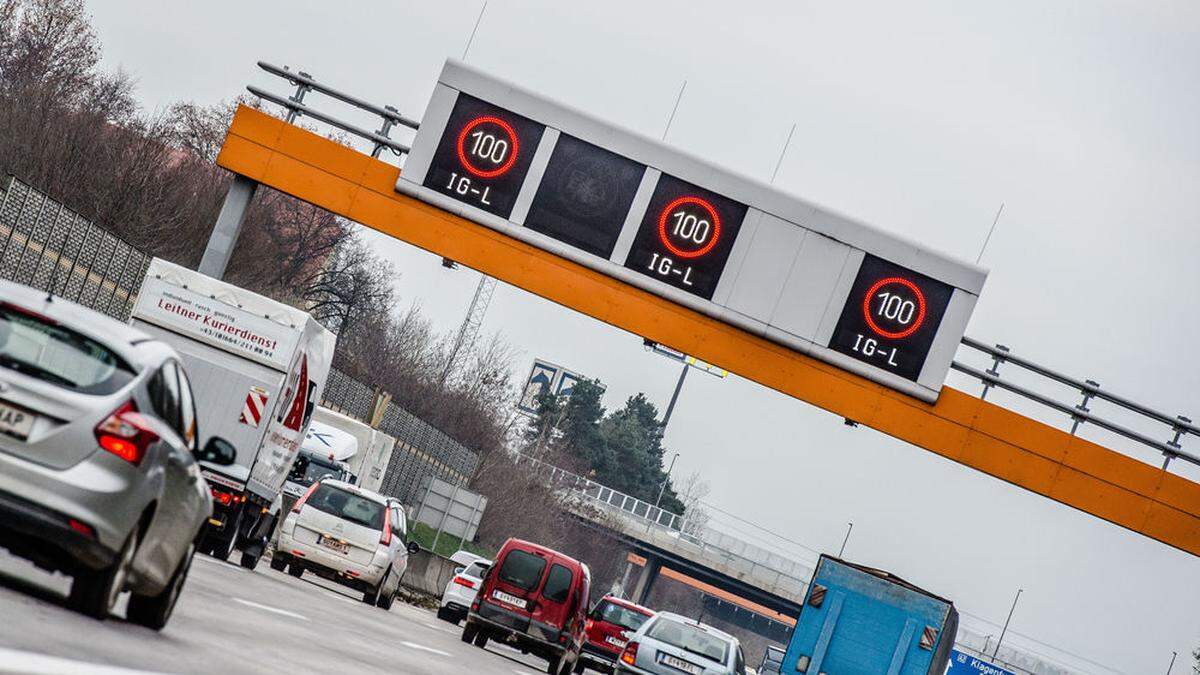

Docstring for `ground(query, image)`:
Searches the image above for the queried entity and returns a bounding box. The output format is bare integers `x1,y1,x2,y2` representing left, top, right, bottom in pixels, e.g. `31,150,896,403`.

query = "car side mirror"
406,541,421,556
197,436,236,466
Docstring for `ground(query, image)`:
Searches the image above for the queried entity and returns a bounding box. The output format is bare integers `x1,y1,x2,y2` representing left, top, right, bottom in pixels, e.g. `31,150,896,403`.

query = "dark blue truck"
782,555,958,674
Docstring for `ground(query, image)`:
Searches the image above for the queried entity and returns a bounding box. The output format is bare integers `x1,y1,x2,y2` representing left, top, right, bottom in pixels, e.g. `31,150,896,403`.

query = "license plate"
0,401,34,440
282,483,306,497
605,636,627,648
318,535,349,554
491,590,527,609
658,653,702,674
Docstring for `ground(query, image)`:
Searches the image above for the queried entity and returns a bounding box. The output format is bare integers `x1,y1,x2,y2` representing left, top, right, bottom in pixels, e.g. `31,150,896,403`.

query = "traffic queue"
0,257,960,674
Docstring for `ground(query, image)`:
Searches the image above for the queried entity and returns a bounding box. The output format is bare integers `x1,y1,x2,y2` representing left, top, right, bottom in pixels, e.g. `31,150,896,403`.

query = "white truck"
129,258,335,570
274,407,396,547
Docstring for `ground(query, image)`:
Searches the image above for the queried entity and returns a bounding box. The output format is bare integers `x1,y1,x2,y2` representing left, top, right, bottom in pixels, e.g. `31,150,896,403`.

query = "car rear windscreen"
497,549,547,591
596,601,651,632
0,304,134,394
647,618,730,664
543,563,573,603
305,484,385,530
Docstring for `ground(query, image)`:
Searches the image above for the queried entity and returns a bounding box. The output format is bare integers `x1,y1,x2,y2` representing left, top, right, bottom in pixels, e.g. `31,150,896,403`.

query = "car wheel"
362,584,380,605
269,555,287,572
239,551,260,571
473,630,489,649
461,622,478,644
68,528,138,620
127,543,194,631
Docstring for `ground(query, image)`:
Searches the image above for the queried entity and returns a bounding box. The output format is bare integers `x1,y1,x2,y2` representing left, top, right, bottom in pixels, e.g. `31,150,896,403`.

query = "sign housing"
398,61,986,401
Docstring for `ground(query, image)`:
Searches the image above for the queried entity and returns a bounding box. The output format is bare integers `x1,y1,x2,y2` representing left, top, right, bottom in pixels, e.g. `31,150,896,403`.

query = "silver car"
614,612,746,675
0,280,235,629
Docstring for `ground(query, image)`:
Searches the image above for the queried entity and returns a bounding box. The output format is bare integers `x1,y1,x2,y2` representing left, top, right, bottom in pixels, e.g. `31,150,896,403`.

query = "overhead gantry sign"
207,61,1199,558
395,62,985,403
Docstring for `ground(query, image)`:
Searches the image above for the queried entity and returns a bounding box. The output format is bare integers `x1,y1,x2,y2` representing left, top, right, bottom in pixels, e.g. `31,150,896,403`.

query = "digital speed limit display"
623,174,747,300
828,255,954,381
422,94,545,219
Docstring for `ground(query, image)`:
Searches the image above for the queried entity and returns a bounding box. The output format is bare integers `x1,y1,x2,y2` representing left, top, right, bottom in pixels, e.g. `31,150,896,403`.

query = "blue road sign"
946,649,1017,675
518,360,559,415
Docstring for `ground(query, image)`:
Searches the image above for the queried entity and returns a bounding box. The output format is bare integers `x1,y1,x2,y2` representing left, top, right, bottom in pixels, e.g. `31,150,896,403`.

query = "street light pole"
1165,651,1177,674
837,522,853,557
993,588,1023,659
661,363,689,429
654,453,680,508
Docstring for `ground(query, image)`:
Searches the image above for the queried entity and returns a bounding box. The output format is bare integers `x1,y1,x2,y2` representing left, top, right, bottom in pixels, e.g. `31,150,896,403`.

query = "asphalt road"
0,549,556,675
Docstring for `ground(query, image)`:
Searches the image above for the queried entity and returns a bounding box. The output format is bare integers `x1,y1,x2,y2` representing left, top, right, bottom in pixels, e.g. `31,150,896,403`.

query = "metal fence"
0,175,151,320
320,368,482,506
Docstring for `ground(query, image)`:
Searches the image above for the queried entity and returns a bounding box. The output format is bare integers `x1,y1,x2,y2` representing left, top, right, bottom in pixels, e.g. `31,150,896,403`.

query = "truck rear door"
783,558,953,675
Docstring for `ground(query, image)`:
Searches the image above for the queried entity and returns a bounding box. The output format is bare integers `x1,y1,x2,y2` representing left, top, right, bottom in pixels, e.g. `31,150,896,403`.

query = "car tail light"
94,401,157,465
380,504,392,546
620,641,638,666
453,576,476,589
68,519,95,539
584,619,593,632
291,481,320,513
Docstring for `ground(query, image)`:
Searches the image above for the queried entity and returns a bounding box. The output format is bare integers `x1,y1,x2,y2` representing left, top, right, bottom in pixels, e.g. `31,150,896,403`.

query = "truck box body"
129,258,335,562
782,555,958,675
310,406,395,494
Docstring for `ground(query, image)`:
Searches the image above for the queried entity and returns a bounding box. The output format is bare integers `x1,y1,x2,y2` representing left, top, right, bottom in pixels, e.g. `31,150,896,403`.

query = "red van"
462,538,591,674
576,595,655,673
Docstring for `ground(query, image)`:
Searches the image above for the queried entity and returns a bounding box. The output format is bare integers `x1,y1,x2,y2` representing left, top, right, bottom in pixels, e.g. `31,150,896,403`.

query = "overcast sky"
88,1,1199,671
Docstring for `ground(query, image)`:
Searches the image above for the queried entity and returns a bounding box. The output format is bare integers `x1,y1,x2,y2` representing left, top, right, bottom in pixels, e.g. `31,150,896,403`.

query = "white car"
272,479,418,609
436,550,491,625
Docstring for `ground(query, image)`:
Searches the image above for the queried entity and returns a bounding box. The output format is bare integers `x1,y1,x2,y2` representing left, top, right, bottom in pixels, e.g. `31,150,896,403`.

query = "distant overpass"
511,452,812,619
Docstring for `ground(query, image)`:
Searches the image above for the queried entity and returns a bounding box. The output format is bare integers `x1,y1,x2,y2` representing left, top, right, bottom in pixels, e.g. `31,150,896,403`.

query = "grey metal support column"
199,175,259,279
632,554,663,606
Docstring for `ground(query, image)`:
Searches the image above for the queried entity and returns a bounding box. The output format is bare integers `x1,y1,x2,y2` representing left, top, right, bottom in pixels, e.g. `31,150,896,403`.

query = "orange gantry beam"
217,105,1200,557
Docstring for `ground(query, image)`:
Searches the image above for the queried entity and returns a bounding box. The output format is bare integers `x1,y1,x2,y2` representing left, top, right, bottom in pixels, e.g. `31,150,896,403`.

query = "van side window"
543,564,573,604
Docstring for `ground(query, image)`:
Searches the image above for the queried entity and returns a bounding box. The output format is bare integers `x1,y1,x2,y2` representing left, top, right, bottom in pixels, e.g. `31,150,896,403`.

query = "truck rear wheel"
239,551,260,571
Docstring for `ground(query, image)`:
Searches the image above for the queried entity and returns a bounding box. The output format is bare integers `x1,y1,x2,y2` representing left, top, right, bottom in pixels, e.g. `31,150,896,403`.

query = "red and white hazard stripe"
239,388,268,427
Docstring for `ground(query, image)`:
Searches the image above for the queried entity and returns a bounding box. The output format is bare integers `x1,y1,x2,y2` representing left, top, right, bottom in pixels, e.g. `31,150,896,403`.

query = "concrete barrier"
399,550,460,598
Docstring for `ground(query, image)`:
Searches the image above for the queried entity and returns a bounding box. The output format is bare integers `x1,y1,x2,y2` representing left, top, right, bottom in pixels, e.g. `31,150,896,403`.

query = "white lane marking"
0,646,165,674
231,596,309,620
423,622,456,633
400,641,451,657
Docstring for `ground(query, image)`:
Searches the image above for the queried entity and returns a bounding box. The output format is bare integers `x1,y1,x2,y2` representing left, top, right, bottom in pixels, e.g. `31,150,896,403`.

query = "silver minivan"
0,281,236,629
614,612,746,675
274,478,419,609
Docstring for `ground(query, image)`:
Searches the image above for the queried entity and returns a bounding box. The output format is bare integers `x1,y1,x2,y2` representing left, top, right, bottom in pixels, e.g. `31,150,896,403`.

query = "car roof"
1,279,157,367
600,595,654,615
651,612,737,642
502,538,584,569
319,478,390,504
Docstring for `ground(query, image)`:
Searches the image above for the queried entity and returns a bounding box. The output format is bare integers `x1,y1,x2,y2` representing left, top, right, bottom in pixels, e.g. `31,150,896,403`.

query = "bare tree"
676,470,712,535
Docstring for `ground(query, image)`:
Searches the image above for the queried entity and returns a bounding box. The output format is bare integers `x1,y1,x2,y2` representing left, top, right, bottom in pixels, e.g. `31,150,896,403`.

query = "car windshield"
288,453,348,486
304,484,385,530
0,304,134,395
596,601,651,632
647,618,730,664
497,549,546,591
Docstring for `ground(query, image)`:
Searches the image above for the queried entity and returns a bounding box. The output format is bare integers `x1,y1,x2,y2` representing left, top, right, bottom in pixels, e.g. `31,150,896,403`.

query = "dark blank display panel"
524,134,646,258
